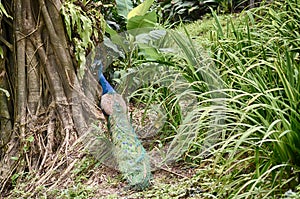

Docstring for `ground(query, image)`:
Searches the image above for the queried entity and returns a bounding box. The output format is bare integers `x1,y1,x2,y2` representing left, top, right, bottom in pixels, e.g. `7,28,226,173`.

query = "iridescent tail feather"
109,101,152,190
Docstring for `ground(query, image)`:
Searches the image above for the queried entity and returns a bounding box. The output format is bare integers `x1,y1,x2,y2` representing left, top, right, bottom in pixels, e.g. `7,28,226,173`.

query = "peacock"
95,60,152,190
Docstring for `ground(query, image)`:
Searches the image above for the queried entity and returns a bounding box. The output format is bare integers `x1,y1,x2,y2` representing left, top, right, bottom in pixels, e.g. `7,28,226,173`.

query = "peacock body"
96,61,151,190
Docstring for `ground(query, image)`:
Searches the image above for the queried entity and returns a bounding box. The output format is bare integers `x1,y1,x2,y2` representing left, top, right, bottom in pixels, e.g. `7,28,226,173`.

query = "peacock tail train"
109,97,151,190
95,60,152,190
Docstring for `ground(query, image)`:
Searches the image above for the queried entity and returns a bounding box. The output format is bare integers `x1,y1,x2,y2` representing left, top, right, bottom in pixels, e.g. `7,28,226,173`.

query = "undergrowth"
116,0,300,198
8,0,300,198
180,0,299,198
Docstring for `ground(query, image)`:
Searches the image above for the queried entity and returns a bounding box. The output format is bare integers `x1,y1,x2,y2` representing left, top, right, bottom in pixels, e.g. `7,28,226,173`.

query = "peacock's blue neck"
98,72,115,95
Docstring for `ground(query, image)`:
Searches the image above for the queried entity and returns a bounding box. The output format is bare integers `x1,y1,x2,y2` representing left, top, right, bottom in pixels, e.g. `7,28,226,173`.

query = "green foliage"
61,2,104,78
103,0,159,68
211,0,300,163
116,0,133,19
126,11,157,34
104,0,157,33
104,20,222,164
158,0,247,25
185,0,300,197
107,0,300,197
176,14,233,48
159,0,200,24
54,184,95,199
107,0,157,33
125,0,157,34
57,0,300,197
127,0,154,19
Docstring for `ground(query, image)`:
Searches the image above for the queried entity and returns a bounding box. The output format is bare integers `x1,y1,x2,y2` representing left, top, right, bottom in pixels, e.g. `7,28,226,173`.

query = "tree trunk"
0,0,104,196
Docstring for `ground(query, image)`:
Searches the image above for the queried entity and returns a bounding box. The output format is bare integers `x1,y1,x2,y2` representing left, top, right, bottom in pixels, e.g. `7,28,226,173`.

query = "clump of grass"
120,0,299,198
176,14,239,49
189,0,300,197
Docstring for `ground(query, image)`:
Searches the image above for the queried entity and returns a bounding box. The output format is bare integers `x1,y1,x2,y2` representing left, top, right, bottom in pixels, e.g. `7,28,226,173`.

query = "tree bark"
0,0,104,196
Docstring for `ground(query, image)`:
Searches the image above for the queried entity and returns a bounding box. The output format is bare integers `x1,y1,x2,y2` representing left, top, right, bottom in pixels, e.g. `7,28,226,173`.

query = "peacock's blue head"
93,59,115,95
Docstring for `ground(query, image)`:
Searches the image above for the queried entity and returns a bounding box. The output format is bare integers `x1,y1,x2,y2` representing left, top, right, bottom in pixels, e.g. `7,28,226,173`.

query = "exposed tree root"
0,0,104,196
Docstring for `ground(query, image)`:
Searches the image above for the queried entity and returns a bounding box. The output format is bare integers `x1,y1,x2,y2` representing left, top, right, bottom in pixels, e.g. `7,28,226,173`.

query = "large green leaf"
127,11,157,34
135,29,166,44
127,0,154,19
137,43,160,60
116,0,133,19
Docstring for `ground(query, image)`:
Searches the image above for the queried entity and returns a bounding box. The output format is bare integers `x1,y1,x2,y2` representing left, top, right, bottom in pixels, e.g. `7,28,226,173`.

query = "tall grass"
200,0,300,197
113,27,225,165
111,0,299,197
